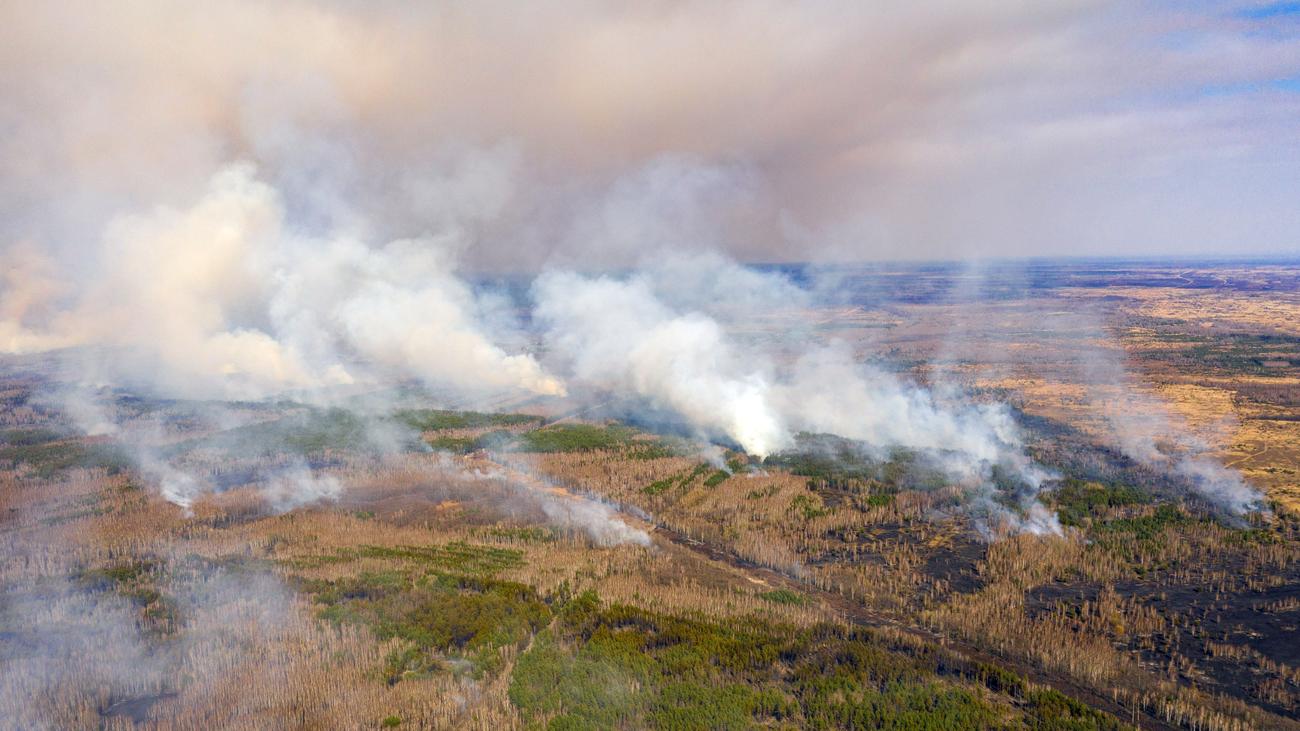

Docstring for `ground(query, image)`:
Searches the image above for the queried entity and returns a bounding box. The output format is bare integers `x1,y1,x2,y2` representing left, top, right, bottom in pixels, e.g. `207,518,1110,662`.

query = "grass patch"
307,571,550,681
355,543,524,575
1094,503,1191,541
286,542,524,576
425,429,521,454
507,592,1115,730
680,463,713,486
394,409,540,432
293,541,537,679
517,423,677,459
644,475,679,496
759,589,806,606
167,407,540,458
474,526,559,544
1023,688,1126,730
790,493,830,520
0,427,66,447
1047,478,1149,528
0,440,131,478
866,492,896,508
703,470,730,488
76,559,159,589
74,559,178,636
423,435,480,453
517,424,636,452
646,464,723,496
767,437,948,492
764,433,879,484
169,407,374,457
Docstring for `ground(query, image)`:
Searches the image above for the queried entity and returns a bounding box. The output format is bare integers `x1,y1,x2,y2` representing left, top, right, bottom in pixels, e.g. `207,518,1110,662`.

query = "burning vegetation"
3,261,1299,730
1,1,1296,727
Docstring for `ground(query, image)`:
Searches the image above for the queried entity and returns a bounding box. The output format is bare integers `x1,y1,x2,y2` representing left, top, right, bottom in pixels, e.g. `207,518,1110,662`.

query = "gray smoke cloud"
8,149,1264,534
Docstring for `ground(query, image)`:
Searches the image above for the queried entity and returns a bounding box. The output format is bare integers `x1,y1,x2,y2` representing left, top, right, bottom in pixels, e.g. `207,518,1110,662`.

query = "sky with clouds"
2,0,1298,269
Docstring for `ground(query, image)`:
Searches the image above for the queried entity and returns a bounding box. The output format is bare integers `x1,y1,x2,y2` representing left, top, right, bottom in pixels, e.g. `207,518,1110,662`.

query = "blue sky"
1238,1,1300,19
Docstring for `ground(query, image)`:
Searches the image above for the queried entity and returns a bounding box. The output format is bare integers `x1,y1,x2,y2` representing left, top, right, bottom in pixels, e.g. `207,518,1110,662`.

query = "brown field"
3,261,1300,729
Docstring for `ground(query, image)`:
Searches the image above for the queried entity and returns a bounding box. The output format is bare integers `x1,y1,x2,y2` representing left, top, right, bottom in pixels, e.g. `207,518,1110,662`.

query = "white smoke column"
780,343,1059,534
779,343,1062,534
779,344,1024,470
534,269,788,456
534,254,1059,534
52,387,120,438
271,234,566,398
51,386,203,509
535,255,1025,462
50,385,358,513
77,164,318,397
1173,456,1261,515
3,163,563,402
1111,400,1265,515
140,456,204,511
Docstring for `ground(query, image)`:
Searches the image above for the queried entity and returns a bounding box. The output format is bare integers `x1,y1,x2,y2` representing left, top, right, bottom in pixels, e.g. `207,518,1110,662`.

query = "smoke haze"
4,8,1291,729
2,1,1298,271
0,1,1276,528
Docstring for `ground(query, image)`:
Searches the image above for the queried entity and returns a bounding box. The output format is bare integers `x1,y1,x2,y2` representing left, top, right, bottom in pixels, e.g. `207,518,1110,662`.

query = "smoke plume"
7,164,562,402
535,255,1059,533
0,2,1276,528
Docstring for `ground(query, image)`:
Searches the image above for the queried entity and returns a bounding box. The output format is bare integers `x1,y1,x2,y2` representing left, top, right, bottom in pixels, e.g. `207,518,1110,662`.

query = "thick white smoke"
0,242,75,353
778,345,1039,473
534,254,1059,532
3,164,563,401
0,0,1279,550
13,156,1260,532
534,269,787,457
